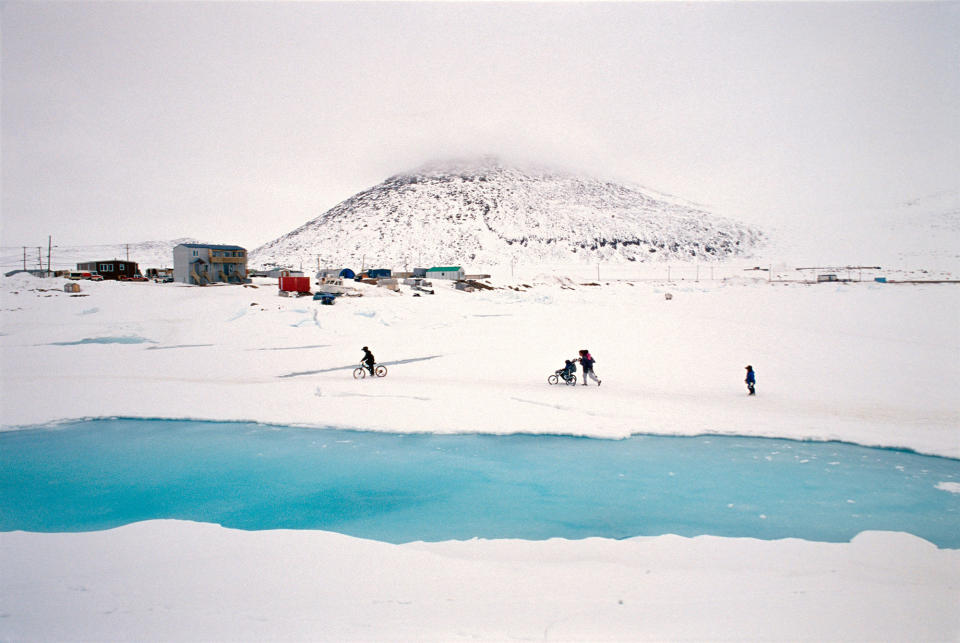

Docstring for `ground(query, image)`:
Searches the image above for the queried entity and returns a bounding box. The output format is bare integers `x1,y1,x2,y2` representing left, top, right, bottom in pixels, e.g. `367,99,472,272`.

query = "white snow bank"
2,520,958,641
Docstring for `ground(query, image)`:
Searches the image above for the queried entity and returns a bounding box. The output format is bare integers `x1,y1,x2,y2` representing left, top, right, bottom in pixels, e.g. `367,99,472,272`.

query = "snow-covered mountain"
251,158,764,269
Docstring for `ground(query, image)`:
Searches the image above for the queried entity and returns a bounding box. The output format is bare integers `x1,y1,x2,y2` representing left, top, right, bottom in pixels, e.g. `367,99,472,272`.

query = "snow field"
2,274,956,456
1,270,958,641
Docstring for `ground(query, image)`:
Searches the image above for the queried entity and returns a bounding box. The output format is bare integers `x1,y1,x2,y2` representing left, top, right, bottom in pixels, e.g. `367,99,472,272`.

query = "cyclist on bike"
361,346,375,376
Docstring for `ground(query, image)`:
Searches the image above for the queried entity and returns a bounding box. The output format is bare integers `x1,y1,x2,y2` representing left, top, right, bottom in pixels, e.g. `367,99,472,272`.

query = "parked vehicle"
316,277,349,295
313,292,338,305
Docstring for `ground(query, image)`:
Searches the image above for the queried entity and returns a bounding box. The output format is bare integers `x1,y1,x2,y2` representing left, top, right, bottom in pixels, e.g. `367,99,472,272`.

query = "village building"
77,260,140,280
426,266,464,280
317,268,357,280
145,267,173,280
173,244,248,285
4,269,56,278
264,268,304,279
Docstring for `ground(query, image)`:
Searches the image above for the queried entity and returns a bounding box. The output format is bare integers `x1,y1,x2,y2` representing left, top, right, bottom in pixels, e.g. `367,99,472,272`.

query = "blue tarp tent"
339,268,356,279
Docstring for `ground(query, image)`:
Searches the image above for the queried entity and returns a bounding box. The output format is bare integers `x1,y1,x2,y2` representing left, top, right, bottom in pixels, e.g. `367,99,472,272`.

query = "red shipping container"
279,276,311,293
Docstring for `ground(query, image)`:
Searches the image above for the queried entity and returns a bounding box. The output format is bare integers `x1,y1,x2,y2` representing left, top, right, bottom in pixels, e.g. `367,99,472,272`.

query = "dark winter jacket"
745,368,756,384
580,353,595,371
362,349,375,365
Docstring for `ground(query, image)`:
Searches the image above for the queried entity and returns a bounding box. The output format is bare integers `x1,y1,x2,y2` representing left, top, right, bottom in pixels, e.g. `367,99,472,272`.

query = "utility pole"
22,247,27,270
47,236,52,272
126,244,130,261
36,247,42,270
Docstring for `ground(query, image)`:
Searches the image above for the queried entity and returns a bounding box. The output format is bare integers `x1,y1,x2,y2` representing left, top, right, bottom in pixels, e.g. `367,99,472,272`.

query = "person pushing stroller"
578,349,601,386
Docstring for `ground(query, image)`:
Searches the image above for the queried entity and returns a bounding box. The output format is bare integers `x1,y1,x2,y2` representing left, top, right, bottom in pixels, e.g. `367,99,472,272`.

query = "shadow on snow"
278,354,443,379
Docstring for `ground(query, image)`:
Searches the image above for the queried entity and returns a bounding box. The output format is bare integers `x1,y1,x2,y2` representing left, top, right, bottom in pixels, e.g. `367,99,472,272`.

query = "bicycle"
547,369,577,386
353,363,387,379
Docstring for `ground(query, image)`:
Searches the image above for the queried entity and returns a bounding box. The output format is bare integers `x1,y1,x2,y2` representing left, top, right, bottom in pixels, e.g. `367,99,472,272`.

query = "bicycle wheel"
547,374,559,385
566,374,577,386
375,365,387,377
353,367,366,379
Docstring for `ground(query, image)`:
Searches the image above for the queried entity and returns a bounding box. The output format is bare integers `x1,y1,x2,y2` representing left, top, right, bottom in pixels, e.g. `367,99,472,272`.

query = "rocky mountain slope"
251,158,764,269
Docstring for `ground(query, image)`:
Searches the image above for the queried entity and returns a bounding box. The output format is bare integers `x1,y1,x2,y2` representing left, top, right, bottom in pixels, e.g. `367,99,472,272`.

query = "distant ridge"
0,238,200,273
251,157,764,268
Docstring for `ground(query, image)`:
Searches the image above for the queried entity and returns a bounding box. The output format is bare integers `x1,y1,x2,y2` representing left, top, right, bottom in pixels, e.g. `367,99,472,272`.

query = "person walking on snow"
578,349,601,386
745,365,756,395
361,346,376,377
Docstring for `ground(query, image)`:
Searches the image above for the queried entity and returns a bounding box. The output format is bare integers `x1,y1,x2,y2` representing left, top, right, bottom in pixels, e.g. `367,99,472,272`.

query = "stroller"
548,360,578,386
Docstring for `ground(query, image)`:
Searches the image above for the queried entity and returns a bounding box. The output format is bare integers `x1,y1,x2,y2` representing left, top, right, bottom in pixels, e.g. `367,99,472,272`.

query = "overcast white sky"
2,1,958,250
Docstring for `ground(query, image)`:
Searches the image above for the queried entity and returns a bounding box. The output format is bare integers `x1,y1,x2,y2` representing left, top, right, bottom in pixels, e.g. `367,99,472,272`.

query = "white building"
425,266,464,280
265,268,304,279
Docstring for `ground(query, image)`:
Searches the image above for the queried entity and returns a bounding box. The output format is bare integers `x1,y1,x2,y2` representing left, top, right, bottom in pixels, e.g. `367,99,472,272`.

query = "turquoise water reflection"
1,419,958,547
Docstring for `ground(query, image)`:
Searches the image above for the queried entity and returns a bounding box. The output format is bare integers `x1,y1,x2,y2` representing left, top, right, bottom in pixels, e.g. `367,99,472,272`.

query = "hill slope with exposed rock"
251,158,764,269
